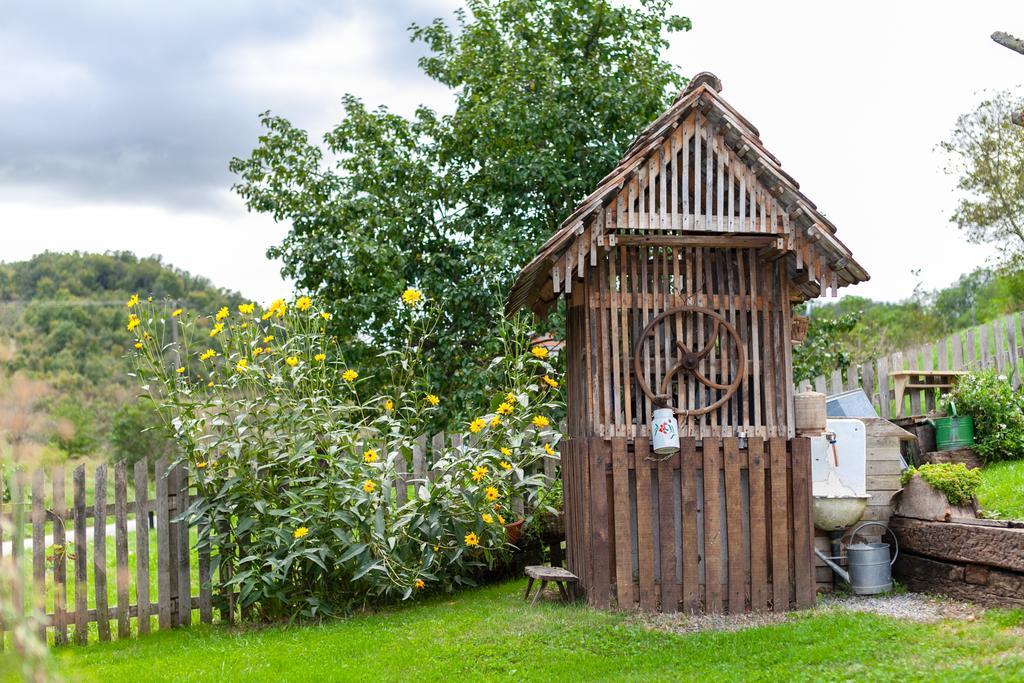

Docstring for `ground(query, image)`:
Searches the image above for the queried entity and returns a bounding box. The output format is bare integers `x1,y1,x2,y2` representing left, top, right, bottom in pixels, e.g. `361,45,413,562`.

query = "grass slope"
979,460,1024,520
45,581,1024,682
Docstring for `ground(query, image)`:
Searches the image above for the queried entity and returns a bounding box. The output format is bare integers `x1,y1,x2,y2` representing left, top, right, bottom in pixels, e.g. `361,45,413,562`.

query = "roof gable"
507,73,868,316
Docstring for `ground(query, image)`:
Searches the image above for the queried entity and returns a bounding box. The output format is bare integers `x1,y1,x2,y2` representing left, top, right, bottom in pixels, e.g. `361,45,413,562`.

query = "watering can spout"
814,547,850,584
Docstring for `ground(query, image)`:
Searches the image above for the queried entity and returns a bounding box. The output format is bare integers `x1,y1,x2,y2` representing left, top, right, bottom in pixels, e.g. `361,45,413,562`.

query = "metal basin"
813,495,870,531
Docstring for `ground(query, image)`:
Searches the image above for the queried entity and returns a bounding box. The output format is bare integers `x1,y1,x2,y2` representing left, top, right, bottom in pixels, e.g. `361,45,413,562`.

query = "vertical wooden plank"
611,437,634,609
198,510,213,625
723,438,745,613
52,467,68,645
658,451,680,612
748,437,768,611
634,437,657,612
791,438,815,609
155,457,172,630
114,462,130,639
413,435,427,491
177,465,192,627
73,464,88,644
679,437,699,613
133,460,151,635
682,119,691,229
31,469,46,642
702,437,723,614
588,439,610,608
394,451,408,505
769,438,790,612
0,468,5,651
94,464,111,642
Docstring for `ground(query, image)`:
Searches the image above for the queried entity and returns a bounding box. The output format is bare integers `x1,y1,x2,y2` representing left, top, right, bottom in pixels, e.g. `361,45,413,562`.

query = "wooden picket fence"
0,432,558,646
797,310,1024,417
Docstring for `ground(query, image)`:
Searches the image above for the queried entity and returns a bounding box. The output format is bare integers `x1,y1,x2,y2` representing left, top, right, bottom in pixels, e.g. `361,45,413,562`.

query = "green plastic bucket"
930,415,975,451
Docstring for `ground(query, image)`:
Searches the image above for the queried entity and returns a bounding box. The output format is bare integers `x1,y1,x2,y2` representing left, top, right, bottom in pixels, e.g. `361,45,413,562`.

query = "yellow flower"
263,298,287,320
200,349,217,361
469,418,486,434
362,480,376,493
215,306,229,321
314,353,326,362
484,486,499,502
425,394,440,406
253,347,263,357
343,369,358,382
489,416,502,428
384,399,394,411
296,296,313,312
142,332,152,340
542,375,559,389
196,461,207,469
505,391,516,403
293,527,309,539
134,342,144,350
500,460,512,470
285,356,299,367
320,311,333,320
497,402,514,416
472,466,488,482
498,514,506,525
401,288,422,306
363,449,378,463
176,367,185,374
238,302,255,314
482,513,494,524
147,296,152,302
531,346,549,359
207,381,214,388
171,308,183,318
126,314,140,331
236,359,248,373
263,347,272,354
532,415,550,429
415,578,425,590
464,532,479,547
544,443,556,457
500,447,512,457
209,322,224,337
126,293,139,308
263,335,274,344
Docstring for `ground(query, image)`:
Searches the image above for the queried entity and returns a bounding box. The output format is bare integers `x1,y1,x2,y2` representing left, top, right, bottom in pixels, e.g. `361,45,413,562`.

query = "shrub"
901,463,982,506
109,401,176,470
942,370,1024,463
126,291,561,620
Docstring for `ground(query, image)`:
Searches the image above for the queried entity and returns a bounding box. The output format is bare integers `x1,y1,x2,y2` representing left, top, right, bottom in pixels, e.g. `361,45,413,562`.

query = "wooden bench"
523,565,578,605
890,369,967,416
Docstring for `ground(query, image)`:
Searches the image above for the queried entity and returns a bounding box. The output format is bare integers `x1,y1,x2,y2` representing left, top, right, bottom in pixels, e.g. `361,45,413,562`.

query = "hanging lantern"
651,407,680,455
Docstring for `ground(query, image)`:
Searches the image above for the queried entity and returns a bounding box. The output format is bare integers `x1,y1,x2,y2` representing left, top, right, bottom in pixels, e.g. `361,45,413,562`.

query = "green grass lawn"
978,460,1024,520
33,580,1024,682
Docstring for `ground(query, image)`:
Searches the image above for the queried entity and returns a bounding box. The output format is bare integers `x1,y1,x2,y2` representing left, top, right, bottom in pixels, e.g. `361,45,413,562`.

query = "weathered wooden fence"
797,311,1024,417
0,432,558,646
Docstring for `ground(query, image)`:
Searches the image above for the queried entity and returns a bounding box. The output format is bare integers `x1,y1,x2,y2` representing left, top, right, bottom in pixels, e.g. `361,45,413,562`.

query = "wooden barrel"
795,391,826,435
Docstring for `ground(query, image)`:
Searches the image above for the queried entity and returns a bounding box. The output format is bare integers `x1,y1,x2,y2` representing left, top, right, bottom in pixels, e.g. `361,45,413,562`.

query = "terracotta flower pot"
505,519,524,544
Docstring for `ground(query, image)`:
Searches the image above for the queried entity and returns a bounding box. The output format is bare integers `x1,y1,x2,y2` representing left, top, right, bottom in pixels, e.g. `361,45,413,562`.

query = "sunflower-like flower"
531,346,549,359
469,418,486,434
532,415,550,429
401,288,422,306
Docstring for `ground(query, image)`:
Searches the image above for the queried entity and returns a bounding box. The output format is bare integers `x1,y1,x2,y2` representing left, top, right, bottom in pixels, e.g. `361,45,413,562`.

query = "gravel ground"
628,592,981,635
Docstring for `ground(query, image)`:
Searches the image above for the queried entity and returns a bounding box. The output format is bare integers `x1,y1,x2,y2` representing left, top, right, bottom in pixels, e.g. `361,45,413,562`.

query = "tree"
941,91,1024,266
792,310,861,384
230,0,691,417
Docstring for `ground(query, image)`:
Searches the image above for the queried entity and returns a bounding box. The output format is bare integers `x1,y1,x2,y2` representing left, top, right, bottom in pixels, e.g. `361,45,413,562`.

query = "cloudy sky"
2,1,1022,303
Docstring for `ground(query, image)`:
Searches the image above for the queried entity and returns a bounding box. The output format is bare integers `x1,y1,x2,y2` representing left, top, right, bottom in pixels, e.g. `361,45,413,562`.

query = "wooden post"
94,464,111,642
133,460,151,635
155,457,172,630
73,465,88,644
114,462,130,639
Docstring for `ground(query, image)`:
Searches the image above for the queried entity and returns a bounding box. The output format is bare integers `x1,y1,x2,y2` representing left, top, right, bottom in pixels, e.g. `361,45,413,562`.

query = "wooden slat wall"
564,436,813,614
577,245,792,440
797,311,1024,417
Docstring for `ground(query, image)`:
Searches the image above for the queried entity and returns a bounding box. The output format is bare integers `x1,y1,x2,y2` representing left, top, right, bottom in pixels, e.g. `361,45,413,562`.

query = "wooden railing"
797,311,1024,417
1,431,558,646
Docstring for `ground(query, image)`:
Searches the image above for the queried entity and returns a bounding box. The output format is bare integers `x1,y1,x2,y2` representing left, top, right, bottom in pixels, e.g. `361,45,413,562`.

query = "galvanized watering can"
815,521,899,595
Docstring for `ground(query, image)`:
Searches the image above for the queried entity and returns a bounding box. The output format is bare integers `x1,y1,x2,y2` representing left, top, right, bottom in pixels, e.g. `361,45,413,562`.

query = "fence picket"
31,469,46,642
94,464,111,642
155,457,172,630
52,467,67,645
73,465,88,644
177,465,192,627
134,460,151,635
114,462,130,639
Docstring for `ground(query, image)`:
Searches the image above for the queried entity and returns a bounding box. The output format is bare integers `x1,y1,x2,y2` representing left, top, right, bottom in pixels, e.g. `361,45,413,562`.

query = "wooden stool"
523,565,578,605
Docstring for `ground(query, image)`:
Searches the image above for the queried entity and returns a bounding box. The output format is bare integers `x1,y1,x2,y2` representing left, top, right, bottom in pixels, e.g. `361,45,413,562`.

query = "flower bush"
127,291,561,620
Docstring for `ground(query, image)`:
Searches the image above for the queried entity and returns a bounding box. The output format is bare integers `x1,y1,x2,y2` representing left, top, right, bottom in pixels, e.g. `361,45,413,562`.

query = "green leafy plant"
943,370,1024,463
901,463,983,506
792,310,861,383
127,291,562,621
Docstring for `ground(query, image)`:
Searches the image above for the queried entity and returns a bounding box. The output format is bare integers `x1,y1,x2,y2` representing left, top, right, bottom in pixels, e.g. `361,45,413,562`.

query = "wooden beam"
614,234,780,249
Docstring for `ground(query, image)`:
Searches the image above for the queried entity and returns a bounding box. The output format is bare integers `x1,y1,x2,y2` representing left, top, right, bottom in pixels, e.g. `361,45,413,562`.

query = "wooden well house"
506,73,869,614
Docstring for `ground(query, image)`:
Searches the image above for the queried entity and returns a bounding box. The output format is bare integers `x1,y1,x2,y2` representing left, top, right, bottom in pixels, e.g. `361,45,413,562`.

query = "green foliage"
109,401,176,470
941,90,1024,267
128,292,563,620
792,310,860,383
48,396,98,456
901,463,982,506
944,370,1024,463
229,0,690,421
977,460,1024,520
